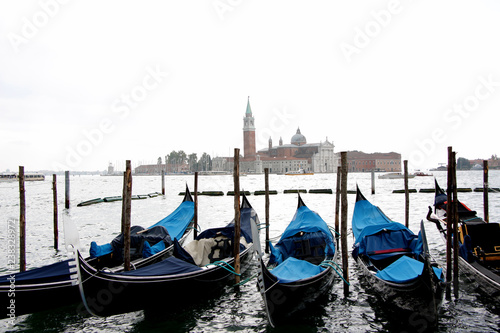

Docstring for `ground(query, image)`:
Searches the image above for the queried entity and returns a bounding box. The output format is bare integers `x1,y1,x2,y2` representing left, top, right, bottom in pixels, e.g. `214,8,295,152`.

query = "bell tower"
243,96,256,159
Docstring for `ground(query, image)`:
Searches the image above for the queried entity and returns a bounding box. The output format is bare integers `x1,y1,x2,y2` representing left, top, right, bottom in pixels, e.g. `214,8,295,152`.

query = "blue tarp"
352,200,393,241
195,205,254,244
149,200,195,240
282,205,334,243
0,259,73,283
142,239,166,258
90,200,194,258
269,204,335,264
117,256,202,276
375,255,424,283
270,257,326,283
352,197,422,259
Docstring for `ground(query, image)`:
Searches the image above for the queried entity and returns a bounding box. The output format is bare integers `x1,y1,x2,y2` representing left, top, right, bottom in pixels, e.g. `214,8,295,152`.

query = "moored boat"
76,194,258,316
352,186,445,326
427,180,500,299
378,172,415,179
255,195,340,327
0,187,195,318
285,168,314,175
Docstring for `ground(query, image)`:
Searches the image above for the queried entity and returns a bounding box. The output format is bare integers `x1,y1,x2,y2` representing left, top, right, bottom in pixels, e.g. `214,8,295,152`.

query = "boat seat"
208,237,232,263
461,223,500,261
291,232,327,265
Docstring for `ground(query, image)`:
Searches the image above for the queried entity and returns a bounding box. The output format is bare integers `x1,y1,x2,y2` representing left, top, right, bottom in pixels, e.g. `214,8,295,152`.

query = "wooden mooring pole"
483,160,489,223
340,152,349,297
371,169,375,195
335,166,341,246
19,166,26,272
122,160,132,271
445,147,453,300
404,160,409,228
233,149,241,286
161,170,165,195
264,168,270,254
451,151,459,299
194,171,198,239
52,174,58,250
64,171,70,209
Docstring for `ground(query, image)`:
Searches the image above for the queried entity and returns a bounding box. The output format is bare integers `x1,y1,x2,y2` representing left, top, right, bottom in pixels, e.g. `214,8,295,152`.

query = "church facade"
213,98,337,174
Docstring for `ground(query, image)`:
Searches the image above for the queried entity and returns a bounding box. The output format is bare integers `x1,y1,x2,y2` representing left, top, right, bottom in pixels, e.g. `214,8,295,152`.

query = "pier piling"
52,174,58,250
265,168,270,254
64,171,70,209
446,147,453,300
483,160,489,222
404,160,409,228
371,170,375,195
233,149,241,286
19,166,26,272
340,152,349,297
122,160,132,271
335,166,341,246
161,170,165,195
194,172,198,239
451,151,459,299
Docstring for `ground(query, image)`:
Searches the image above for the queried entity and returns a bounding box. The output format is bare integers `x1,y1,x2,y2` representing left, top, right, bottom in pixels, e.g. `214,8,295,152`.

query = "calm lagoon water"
0,171,499,332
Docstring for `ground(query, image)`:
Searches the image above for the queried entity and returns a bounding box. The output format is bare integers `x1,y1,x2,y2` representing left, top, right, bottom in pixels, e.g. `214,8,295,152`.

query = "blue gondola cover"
269,205,335,265
0,259,73,283
270,257,326,283
375,255,424,283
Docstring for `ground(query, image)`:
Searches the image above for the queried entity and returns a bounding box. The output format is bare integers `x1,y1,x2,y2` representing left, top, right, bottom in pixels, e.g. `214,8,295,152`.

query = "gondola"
75,194,258,317
0,188,195,319
352,186,445,325
255,195,339,327
427,180,500,298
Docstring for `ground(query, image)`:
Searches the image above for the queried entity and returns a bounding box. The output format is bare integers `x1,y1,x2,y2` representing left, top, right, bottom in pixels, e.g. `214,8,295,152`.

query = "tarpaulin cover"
90,199,194,258
375,255,424,283
0,259,73,284
352,199,394,241
149,200,194,240
117,256,202,277
195,205,254,244
270,257,325,283
142,239,166,258
111,225,172,262
269,204,335,265
90,242,113,258
352,197,423,260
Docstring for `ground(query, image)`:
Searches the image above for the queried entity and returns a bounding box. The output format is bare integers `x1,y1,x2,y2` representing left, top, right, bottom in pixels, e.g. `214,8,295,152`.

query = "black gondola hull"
356,256,444,325
77,246,254,317
260,258,335,325
0,231,193,320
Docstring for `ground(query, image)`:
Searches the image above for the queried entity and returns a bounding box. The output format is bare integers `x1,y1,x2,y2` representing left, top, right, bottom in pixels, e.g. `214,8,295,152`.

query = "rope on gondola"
258,223,268,231
233,272,258,287
320,260,350,286
328,226,341,237
187,224,202,233
207,260,241,276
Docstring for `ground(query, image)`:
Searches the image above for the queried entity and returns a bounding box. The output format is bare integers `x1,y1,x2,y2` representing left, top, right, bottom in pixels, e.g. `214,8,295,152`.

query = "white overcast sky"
1,1,499,172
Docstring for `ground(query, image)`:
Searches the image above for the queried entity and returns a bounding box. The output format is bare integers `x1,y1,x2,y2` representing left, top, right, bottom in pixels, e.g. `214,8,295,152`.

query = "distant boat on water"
0,172,45,182
378,172,415,179
285,168,314,176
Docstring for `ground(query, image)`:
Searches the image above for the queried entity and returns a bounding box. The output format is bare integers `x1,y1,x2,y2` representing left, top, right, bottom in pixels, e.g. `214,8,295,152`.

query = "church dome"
291,128,306,145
